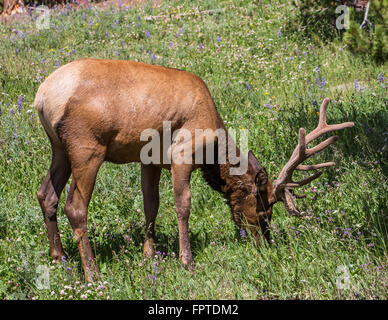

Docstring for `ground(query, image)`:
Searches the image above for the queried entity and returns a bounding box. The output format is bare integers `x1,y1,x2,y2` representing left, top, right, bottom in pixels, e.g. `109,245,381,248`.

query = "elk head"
241,98,354,239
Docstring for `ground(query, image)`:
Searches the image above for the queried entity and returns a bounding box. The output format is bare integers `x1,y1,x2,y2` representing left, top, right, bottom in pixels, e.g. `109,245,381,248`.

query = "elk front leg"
171,164,193,268
64,149,104,282
141,164,161,258
37,146,71,262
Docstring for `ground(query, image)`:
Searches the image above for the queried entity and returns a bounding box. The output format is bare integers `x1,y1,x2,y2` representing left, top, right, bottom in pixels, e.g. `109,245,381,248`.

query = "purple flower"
199,43,203,49
82,12,85,21
145,29,150,39
10,108,15,115
354,79,360,91
278,29,282,37
106,32,109,37
245,82,251,90
217,35,221,42
378,72,384,84
17,96,23,112
240,228,246,238
321,77,326,89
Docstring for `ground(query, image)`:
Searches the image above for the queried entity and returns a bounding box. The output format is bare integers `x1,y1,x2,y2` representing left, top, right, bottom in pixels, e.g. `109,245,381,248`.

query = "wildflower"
199,43,203,49
378,72,384,84
82,12,85,21
105,32,109,37
320,77,326,89
278,29,282,37
265,103,273,109
55,59,60,67
145,29,151,39
353,79,360,92
17,96,23,112
240,228,246,238
246,82,251,91
69,49,74,55
10,108,15,115
313,66,320,73
217,35,221,42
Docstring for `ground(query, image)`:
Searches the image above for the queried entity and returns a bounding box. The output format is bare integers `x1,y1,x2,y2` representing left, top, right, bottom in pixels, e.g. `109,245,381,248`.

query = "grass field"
0,0,387,299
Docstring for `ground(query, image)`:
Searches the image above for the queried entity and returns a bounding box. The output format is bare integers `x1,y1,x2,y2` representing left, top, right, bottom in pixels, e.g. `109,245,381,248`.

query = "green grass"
0,0,387,299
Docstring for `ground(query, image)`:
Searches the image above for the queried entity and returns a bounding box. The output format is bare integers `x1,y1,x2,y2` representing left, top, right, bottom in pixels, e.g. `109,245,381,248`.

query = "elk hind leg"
64,148,105,282
37,145,71,262
141,164,161,258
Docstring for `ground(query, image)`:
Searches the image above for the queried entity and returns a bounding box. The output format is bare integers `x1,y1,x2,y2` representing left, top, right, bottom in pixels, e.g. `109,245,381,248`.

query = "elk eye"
255,168,268,191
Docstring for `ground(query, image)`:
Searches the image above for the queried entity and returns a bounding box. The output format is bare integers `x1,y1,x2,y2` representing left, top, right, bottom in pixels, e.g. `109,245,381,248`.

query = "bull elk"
34,58,354,281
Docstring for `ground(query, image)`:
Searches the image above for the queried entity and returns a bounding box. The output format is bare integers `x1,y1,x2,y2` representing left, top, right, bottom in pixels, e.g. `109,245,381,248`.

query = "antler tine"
296,161,335,171
305,98,354,145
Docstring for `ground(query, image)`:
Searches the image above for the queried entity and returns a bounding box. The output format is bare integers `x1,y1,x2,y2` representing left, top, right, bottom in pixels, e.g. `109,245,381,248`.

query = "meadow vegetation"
0,0,387,299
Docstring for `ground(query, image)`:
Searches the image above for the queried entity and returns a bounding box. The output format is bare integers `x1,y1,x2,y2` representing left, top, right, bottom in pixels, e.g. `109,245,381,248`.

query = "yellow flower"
316,111,320,117
265,91,269,95
308,109,313,116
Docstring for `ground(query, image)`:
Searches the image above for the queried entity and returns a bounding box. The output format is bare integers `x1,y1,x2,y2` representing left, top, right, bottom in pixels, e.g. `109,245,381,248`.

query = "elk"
34,58,354,281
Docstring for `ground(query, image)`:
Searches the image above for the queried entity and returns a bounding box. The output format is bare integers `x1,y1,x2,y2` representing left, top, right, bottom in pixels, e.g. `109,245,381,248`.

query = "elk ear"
248,150,261,171
255,167,268,191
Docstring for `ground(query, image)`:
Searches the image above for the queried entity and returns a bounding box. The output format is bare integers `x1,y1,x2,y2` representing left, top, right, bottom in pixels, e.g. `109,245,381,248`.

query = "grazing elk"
34,59,354,281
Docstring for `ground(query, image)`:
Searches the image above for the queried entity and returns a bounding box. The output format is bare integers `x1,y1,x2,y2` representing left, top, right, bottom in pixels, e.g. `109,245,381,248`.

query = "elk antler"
272,98,354,216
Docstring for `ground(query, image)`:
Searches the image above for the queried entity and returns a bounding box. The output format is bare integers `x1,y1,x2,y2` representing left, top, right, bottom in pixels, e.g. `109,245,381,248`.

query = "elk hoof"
143,239,155,259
